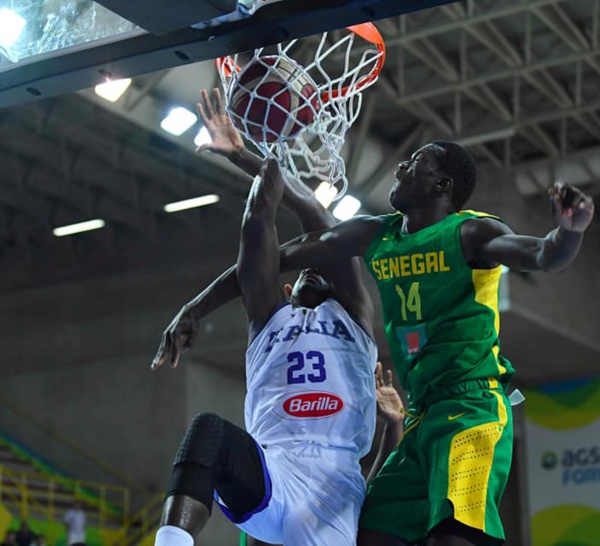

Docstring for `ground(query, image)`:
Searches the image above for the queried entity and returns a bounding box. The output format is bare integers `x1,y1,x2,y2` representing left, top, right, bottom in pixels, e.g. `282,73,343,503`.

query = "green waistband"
410,377,508,413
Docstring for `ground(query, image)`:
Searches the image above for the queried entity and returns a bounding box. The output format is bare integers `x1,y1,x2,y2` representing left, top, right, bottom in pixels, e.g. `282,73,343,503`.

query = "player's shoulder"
460,213,512,240
459,213,515,260
457,209,501,220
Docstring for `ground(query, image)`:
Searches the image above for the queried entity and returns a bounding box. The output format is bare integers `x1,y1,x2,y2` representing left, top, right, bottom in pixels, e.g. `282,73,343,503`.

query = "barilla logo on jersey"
283,392,344,418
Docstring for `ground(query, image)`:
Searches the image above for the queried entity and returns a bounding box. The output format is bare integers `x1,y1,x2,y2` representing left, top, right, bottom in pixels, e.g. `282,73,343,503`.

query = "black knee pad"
167,413,226,512
174,412,225,468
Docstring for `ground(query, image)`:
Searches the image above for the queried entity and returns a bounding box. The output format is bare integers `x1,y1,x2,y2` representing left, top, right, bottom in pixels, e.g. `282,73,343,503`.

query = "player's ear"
284,283,293,298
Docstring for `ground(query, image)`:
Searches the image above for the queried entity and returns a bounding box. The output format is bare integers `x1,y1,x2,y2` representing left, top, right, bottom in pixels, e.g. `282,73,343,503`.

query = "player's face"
290,269,333,308
389,144,441,212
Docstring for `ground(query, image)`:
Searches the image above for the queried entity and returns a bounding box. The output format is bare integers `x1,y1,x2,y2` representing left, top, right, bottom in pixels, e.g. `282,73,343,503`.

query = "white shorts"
216,442,366,546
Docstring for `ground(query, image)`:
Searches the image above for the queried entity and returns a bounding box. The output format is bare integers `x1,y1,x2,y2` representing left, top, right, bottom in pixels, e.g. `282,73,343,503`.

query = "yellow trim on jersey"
488,378,499,389
446,390,508,532
403,413,424,436
472,267,506,375
458,210,501,220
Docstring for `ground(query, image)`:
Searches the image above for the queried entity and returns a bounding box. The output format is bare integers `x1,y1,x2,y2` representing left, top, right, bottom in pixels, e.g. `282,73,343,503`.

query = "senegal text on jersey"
265,319,356,353
370,250,451,281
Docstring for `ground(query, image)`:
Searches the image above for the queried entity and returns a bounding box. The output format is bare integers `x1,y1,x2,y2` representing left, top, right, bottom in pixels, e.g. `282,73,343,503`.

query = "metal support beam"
473,144,503,169
523,124,559,157
384,0,563,47
387,45,600,106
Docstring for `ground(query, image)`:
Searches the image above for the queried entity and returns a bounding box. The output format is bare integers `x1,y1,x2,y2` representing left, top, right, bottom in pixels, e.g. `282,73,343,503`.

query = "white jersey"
245,299,377,457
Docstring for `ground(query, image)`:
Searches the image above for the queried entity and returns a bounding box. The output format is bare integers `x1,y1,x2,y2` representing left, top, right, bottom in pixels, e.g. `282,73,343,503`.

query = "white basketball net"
217,26,384,200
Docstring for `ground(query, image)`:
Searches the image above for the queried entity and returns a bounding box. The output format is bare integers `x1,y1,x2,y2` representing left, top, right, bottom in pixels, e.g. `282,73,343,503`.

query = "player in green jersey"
271,141,594,545
155,135,594,545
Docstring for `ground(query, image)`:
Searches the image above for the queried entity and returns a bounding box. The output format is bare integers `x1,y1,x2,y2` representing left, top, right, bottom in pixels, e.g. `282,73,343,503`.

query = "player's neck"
401,205,452,234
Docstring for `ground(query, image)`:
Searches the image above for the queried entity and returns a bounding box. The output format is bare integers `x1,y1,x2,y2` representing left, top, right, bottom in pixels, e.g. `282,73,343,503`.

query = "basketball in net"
227,56,319,144
216,23,385,195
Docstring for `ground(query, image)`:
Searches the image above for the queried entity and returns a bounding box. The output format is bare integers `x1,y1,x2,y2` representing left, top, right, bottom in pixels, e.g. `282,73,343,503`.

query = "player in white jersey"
153,159,376,545
151,89,402,546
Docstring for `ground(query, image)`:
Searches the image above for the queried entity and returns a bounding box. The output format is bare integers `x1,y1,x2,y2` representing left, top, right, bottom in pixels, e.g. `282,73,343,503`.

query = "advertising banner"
524,378,600,546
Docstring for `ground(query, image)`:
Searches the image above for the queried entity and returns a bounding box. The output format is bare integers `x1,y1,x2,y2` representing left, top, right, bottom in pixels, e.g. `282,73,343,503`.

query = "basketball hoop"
215,23,386,200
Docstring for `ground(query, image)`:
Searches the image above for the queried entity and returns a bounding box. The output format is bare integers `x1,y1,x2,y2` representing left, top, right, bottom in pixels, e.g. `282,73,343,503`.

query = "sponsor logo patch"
282,392,344,418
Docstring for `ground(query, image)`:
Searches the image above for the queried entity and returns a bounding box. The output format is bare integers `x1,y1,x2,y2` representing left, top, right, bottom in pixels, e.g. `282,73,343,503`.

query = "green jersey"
364,211,515,408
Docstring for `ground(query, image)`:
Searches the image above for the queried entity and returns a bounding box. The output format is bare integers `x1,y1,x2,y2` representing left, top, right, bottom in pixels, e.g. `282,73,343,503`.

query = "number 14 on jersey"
395,282,422,321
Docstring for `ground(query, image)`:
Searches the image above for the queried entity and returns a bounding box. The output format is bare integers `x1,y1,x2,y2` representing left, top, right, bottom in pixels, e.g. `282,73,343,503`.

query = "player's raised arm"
151,264,237,370
280,214,383,270
196,87,263,177
198,87,339,227
151,215,381,369
237,160,287,339
462,182,594,272
153,110,381,369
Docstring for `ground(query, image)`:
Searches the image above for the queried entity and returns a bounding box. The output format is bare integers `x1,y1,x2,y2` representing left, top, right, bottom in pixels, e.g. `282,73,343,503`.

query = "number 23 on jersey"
287,351,326,384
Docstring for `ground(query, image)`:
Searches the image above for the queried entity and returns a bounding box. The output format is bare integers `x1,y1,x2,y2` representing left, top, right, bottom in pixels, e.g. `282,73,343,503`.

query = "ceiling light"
94,78,132,102
314,182,338,208
0,9,26,48
164,194,220,213
160,107,197,136
194,126,212,148
332,195,361,221
53,219,106,237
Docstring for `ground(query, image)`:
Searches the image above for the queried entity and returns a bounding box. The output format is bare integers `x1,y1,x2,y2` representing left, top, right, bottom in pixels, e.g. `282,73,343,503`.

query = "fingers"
151,333,170,370
549,181,585,209
548,181,564,210
213,87,225,115
196,101,209,126
151,354,164,370
202,88,216,118
548,181,576,218
196,89,211,125
151,326,184,370
385,369,393,387
197,88,225,125
572,192,594,212
170,332,183,369
374,362,383,388
549,181,595,225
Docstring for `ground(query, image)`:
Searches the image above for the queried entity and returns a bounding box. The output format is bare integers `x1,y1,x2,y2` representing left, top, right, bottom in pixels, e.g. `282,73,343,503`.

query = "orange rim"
214,22,386,102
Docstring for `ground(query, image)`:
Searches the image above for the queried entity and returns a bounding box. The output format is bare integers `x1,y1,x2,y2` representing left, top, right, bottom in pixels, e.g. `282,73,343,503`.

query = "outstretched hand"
549,181,594,233
151,306,197,370
375,362,403,425
196,88,245,156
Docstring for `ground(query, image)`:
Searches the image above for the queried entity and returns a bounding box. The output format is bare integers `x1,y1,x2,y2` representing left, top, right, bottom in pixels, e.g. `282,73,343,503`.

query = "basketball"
227,56,318,143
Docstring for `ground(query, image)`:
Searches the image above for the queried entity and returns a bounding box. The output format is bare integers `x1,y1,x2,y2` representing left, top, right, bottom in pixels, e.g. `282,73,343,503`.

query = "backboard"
0,0,457,108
